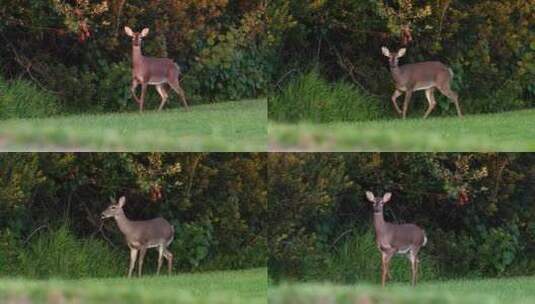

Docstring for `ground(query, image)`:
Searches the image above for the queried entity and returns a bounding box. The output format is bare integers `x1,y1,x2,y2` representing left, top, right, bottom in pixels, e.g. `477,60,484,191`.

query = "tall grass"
269,70,384,123
302,230,438,284
0,78,61,120
15,226,124,279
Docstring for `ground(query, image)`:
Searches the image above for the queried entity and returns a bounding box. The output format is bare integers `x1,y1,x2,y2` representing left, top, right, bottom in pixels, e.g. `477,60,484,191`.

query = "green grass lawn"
0,99,266,151
270,276,535,304
269,109,535,151
0,268,266,304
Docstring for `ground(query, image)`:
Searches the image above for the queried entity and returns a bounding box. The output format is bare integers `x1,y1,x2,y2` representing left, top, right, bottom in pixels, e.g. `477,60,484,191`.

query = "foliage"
269,153,535,281
269,70,384,123
16,226,122,279
0,0,278,113
0,78,60,120
0,153,267,277
271,0,534,117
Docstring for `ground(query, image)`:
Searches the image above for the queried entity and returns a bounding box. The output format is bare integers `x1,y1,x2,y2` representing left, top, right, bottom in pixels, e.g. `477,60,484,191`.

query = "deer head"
381,47,406,68
365,191,392,213
124,26,149,47
101,196,126,219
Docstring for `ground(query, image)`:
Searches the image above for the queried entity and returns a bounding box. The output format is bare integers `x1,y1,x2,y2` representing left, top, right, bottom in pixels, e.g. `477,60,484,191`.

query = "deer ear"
383,192,392,203
365,191,375,202
118,196,126,207
381,47,390,57
124,26,134,37
397,48,407,58
140,28,149,37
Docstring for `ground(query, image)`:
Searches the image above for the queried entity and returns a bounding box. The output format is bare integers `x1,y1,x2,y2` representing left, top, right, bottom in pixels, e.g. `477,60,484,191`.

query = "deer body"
382,47,462,119
101,196,174,278
366,191,426,287
126,26,188,112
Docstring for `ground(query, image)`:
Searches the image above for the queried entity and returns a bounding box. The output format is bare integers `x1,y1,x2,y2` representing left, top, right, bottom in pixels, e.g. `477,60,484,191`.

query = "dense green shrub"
304,230,438,283
269,70,385,123
269,153,535,282
0,153,267,277
0,78,61,120
8,226,123,279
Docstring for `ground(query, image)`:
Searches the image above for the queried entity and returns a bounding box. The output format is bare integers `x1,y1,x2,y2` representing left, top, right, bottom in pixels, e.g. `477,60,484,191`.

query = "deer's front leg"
391,90,402,115
139,83,148,112
402,89,413,119
128,248,138,278
138,248,147,277
131,79,140,104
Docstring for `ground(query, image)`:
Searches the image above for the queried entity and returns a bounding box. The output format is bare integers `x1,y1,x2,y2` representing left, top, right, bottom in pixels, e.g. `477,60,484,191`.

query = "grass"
269,109,535,151
0,268,266,304
269,276,535,304
0,99,266,151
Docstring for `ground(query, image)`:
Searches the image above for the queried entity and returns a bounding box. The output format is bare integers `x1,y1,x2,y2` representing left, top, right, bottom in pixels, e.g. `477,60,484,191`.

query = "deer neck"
114,211,134,236
373,212,387,238
390,65,404,85
132,45,144,67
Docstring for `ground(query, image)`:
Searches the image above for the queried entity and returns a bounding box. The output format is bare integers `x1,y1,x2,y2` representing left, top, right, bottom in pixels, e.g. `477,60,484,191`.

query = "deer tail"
448,68,454,79
422,234,428,247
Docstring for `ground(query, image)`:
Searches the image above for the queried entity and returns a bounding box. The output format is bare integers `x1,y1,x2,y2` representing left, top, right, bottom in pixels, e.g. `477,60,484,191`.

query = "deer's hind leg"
168,78,189,111
437,85,462,118
409,248,420,287
423,88,437,119
163,249,173,275
157,245,164,275
128,248,138,278
155,84,169,111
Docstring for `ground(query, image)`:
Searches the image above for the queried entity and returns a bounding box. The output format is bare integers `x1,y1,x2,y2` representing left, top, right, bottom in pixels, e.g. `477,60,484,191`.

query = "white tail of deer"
101,196,174,277
125,26,189,112
381,47,462,119
365,191,427,287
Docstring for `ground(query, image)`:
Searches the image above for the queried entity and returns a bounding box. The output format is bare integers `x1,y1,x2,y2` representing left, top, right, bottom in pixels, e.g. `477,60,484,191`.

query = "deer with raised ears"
365,191,427,287
124,26,189,112
381,47,462,119
101,196,174,278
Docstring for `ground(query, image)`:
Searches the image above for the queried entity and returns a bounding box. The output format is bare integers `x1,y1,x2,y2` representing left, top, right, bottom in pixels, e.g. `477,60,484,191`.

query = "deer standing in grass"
125,26,189,112
101,196,174,278
381,47,462,119
365,191,427,287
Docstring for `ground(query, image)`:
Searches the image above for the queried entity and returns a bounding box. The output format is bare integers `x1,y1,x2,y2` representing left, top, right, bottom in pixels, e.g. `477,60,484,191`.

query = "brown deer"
365,191,427,287
125,26,189,112
101,196,174,277
381,47,462,119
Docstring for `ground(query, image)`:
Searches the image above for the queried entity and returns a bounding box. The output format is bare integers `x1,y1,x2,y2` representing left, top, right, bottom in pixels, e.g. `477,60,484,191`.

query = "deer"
365,191,427,287
124,26,189,112
101,196,174,278
381,46,462,119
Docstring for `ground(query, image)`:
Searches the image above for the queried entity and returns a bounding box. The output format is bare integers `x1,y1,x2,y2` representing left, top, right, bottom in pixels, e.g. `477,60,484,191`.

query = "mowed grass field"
0,99,266,151
0,268,266,304
269,109,535,151
270,276,535,304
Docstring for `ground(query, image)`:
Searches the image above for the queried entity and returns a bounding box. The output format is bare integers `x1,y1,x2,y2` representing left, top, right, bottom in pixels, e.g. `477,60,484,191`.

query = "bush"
269,70,385,123
16,226,123,279
293,230,439,284
0,78,61,120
